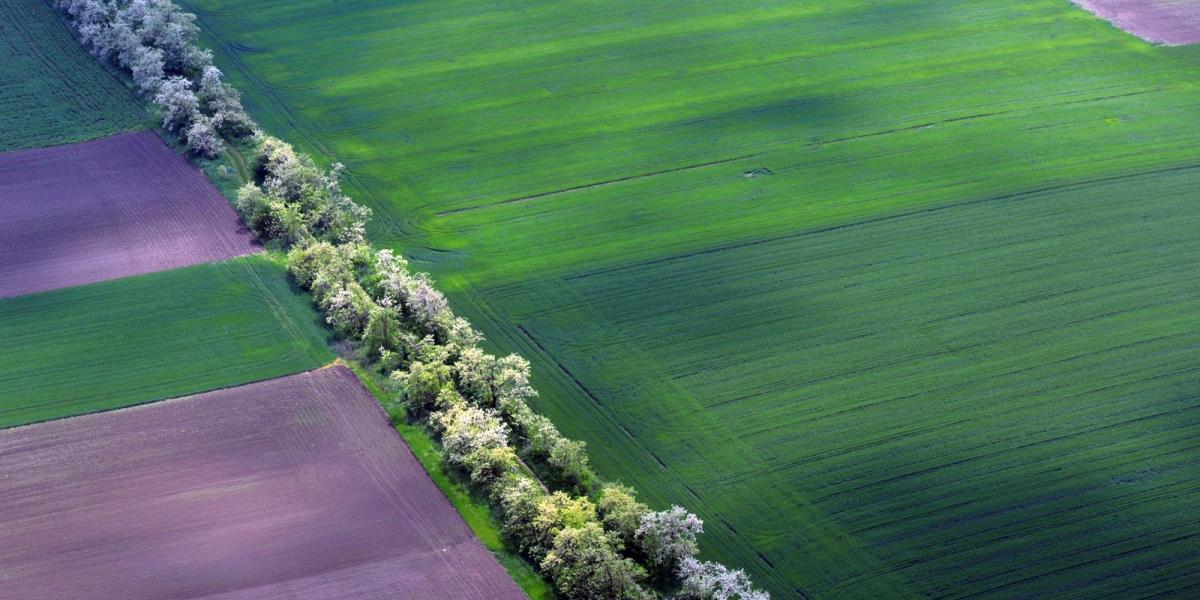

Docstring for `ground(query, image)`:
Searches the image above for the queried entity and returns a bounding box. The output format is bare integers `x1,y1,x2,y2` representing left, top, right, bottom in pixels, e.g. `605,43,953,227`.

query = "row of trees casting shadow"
55,0,253,156
54,2,769,599
259,133,768,600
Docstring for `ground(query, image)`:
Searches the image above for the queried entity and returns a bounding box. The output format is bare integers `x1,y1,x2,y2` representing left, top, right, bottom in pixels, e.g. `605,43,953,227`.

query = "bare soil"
0,366,526,600
1073,0,1200,45
0,131,258,298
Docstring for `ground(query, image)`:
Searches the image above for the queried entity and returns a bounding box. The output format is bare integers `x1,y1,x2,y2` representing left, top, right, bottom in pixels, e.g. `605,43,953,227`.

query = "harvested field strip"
0,254,333,429
0,131,259,299
0,366,526,600
0,0,142,151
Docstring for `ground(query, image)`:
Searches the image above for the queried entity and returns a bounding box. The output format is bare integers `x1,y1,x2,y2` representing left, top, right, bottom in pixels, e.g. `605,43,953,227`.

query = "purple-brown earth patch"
0,131,257,298
1073,0,1200,45
0,366,526,600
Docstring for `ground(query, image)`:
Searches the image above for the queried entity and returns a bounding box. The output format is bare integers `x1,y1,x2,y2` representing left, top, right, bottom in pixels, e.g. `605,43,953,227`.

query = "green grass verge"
0,254,334,428
180,1,1200,597
345,361,556,600
0,0,145,151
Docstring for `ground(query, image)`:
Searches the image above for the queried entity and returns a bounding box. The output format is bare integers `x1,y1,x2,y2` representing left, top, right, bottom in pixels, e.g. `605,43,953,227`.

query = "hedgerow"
53,0,253,157
270,131,768,600
54,2,769,598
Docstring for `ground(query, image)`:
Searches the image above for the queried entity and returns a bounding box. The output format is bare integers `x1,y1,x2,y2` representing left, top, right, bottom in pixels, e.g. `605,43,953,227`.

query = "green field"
181,1,1200,597
0,0,144,151
0,255,334,428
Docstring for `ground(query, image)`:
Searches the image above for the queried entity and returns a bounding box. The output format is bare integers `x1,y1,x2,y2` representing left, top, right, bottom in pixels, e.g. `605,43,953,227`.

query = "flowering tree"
637,506,703,577
153,75,197,133
677,557,770,600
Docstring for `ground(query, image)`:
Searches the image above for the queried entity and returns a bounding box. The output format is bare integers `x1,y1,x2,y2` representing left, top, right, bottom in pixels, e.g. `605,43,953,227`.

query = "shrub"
198,66,254,137
435,403,511,467
250,135,370,245
116,0,208,74
153,75,198,133
541,522,650,600
548,437,592,493
521,412,561,458
597,484,650,550
462,445,519,487
637,506,703,578
677,558,769,600
56,0,255,161
285,241,363,291
528,492,597,561
321,283,372,338
264,199,310,247
395,360,455,418
362,304,403,360
495,473,550,553
184,115,223,158
403,274,448,332
439,314,484,354
129,45,165,93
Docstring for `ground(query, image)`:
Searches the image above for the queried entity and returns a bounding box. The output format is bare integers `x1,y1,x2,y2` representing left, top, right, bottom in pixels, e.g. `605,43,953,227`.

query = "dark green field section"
0,0,143,151
487,168,1200,599
0,255,334,429
180,0,1200,597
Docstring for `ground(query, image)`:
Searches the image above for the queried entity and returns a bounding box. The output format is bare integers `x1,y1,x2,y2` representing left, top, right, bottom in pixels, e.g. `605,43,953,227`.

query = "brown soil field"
0,366,526,600
1073,0,1200,45
0,131,257,298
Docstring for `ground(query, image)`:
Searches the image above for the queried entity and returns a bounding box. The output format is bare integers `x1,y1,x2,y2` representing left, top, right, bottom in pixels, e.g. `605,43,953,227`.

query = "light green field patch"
182,0,1200,596
0,255,334,428
0,0,144,151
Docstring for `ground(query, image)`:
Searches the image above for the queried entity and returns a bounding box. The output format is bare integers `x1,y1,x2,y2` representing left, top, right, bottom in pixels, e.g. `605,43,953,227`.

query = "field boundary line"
237,258,324,364
565,160,1200,282
463,279,918,598
0,363,341,432
810,88,1163,148
189,10,415,241
437,153,760,216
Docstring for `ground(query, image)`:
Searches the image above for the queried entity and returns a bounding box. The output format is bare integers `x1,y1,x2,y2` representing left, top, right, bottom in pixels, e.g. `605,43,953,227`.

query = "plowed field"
0,366,526,600
1073,0,1200,46
0,131,258,299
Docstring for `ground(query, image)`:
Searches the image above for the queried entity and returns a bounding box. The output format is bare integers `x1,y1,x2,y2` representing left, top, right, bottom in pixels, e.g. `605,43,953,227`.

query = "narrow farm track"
179,0,1200,597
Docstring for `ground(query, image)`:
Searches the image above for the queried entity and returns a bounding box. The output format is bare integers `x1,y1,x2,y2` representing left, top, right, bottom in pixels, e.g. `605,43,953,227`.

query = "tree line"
54,0,254,156
264,134,768,600
55,2,770,598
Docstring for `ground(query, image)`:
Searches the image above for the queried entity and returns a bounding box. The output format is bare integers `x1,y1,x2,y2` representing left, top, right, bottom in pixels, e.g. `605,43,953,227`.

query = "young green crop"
0,0,143,151
0,255,333,428
181,0,1200,596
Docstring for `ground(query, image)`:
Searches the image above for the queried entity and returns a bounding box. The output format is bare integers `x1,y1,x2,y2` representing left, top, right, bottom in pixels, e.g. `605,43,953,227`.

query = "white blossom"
677,557,770,600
